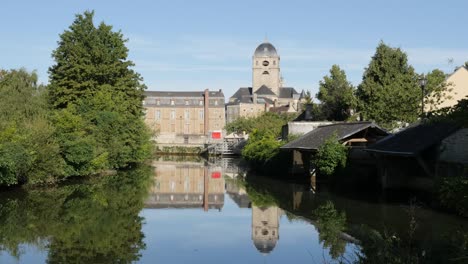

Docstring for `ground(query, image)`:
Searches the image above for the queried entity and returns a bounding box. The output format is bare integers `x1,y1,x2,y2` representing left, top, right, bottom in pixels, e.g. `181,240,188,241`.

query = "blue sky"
1,0,468,99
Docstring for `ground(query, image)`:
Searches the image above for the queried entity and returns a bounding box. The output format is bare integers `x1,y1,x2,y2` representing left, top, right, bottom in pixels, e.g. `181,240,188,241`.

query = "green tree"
356,42,420,129
423,69,453,112
313,133,347,176
225,112,296,137
317,65,356,121
48,11,152,173
0,69,65,185
241,130,282,164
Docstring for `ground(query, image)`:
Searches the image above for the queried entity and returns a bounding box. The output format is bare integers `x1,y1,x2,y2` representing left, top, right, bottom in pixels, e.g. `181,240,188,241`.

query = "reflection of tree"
314,201,347,259
0,165,152,263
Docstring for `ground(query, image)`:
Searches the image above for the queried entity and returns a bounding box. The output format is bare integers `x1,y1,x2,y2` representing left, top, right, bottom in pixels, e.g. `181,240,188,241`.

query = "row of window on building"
152,109,205,120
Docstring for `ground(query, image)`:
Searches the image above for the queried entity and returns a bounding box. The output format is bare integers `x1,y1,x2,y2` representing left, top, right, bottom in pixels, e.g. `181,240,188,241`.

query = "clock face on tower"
262,60,269,66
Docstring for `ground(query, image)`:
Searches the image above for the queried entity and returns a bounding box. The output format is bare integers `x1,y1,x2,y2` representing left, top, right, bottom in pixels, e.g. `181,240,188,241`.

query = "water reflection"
0,157,467,263
145,159,224,210
0,166,153,264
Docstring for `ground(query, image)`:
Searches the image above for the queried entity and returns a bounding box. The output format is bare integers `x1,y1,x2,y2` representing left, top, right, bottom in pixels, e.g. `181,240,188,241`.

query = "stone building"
226,40,302,124
143,89,225,146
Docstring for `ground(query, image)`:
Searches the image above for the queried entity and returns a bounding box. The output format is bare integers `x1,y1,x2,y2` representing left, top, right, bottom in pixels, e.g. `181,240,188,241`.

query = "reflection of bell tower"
251,205,282,254
252,40,281,95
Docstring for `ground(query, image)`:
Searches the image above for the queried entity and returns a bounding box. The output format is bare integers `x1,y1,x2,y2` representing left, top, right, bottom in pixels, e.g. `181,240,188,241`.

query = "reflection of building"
225,179,251,208
251,206,283,254
143,89,225,146
145,159,224,210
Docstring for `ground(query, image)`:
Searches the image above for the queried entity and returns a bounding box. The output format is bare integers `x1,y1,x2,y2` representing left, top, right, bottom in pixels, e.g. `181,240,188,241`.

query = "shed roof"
366,122,460,156
281,122,387,151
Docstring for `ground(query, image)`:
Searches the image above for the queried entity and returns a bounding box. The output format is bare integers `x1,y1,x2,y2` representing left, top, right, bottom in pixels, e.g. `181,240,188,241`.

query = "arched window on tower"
273,60,276,65
256,61,258,66
262,71,269,75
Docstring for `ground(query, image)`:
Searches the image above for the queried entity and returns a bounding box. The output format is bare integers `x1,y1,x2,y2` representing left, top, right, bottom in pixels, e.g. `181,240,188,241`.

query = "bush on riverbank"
430,99,468,217
313,133,348,176
0,69,66,186
438,171,468,217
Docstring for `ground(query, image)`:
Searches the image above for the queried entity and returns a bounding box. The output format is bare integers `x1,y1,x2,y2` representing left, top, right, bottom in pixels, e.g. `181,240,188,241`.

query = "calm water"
0,157,467,263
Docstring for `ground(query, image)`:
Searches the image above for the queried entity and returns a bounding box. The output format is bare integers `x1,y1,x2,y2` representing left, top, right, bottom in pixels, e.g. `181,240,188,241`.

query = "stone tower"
252,40,281,95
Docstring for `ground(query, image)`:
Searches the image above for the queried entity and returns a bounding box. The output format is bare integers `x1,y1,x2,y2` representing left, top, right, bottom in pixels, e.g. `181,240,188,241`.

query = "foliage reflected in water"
241,172,468,264
314,201,347,259
0,165,153,263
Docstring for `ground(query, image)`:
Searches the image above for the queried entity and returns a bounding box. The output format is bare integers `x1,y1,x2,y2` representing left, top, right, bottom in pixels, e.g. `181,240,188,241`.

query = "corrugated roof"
366,122,459,156
281,122,387,151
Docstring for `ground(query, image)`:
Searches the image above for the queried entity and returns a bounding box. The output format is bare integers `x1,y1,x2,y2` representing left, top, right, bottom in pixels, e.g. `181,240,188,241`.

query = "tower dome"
254,42,278,57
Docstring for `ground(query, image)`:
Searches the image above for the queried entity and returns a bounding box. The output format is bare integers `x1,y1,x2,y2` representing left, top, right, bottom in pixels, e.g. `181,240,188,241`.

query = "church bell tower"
252,40,281,95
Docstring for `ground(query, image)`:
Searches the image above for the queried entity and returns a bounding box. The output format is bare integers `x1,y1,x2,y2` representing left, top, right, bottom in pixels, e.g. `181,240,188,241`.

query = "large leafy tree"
48,11,145,114
356,42,420,129
0,69,65,185
48,11,151,173
316,65,356,121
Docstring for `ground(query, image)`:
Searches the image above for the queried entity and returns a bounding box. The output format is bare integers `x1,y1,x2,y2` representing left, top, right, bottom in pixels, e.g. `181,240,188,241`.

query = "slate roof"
279,87,299,98
255,85,276,95
281,122,387,151
254,42,278,57
145,90,224,98
366,122,459,156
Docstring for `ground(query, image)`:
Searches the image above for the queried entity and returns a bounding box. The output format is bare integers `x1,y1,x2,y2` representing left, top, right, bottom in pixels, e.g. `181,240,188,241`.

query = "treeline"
0,11,152,186
307,42,455,129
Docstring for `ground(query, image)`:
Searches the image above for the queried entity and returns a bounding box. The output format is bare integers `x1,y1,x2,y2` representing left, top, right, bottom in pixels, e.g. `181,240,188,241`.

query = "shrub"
314,134,348,176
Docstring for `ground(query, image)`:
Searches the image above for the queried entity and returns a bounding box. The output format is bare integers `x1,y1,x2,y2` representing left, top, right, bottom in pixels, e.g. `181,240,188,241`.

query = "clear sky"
1,0,468,99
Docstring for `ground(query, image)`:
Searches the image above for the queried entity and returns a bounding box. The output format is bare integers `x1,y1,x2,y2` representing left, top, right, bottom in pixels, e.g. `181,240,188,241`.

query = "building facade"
426,65,468,111
226,40,302,124
143,89,225,146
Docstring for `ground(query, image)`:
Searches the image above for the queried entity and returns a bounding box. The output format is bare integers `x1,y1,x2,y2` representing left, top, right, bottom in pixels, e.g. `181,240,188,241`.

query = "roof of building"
145,90,224,98
366,122,459,156
281,122,388,151
279,87,299,98
255,85,276,95
254,42,278,57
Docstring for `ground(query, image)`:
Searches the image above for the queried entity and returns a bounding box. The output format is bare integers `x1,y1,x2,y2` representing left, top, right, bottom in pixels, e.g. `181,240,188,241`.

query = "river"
0,157,467,263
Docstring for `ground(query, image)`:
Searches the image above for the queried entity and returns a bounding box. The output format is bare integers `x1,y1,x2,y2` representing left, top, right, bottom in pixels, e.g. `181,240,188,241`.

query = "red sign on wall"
211,131,221,139
211,172,221,179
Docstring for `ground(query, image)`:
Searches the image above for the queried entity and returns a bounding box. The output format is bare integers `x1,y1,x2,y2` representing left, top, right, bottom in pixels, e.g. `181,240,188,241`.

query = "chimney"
305,104,313,121
204,89,209,135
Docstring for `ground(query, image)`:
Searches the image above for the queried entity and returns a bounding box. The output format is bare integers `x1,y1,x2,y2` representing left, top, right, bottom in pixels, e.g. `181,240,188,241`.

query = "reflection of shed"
281,122,388,176
366,122,460,190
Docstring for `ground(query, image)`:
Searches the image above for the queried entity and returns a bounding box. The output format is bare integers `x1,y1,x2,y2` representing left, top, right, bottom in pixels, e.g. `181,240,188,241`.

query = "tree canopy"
48,11,152,174
356,42,420,129
316,65,356,121
0,69,65,186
